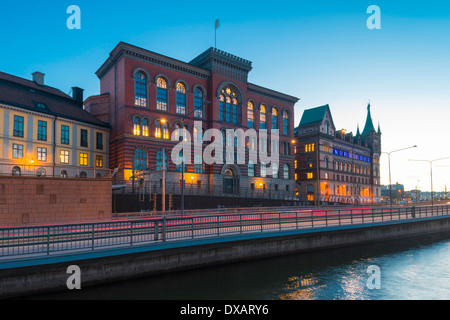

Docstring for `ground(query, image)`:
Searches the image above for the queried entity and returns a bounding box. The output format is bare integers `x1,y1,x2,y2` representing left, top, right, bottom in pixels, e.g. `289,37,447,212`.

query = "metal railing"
1,205,449,260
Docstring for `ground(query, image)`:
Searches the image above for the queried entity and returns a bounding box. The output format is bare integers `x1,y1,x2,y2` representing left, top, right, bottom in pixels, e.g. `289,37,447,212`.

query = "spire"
377,122,382,135
362,102,376,135
356,123,361,136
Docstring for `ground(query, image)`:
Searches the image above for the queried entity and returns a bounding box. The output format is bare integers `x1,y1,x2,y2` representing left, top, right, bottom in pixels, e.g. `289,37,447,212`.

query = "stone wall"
0,176,112,227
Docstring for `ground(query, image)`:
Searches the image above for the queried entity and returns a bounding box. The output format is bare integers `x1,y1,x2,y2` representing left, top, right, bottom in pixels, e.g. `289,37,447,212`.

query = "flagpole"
215,19,219,49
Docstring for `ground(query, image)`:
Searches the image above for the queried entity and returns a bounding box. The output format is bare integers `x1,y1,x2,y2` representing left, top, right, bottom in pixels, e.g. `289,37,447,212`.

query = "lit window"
142,119,149,137
283,111,289,135
135,72,147,107
219,86,240,124
176,82,186,114
96,155,103,168
260,105,267,129
155,120,162,138
247,101,254,128
305,143,315,152
307,172,313,179
60,150,69,164
156,78,168,111
272,107,279,130
37,147,47,162
80,153,88,166
133,116,141,135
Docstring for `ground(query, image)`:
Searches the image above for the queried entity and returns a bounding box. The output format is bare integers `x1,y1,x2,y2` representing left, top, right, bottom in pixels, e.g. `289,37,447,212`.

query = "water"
28,232,450,300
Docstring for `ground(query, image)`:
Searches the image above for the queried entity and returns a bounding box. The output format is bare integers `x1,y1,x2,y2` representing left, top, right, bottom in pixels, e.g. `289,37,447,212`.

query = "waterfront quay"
1,204,450,299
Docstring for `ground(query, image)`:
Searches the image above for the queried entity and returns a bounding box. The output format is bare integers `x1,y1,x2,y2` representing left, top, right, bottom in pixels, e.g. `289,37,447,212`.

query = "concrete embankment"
1,216,450,299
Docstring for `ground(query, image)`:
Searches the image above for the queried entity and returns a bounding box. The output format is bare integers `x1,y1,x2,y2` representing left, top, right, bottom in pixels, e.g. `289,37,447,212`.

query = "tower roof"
298,104,329,127
362,103,376,135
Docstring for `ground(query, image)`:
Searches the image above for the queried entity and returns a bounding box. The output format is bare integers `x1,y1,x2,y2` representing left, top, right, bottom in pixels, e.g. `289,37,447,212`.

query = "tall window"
283,111,289,135
248,160,255,177
260,162,267,178
247,101,254,128
135,72,147,107
12,144,23,159
13,115,24,137
272,162,279,178
284,164,290,179
156,77,168,111
37,147,47,161
37,120,47,141
155,120,161,138
61,125,70,144
194,88,203,118
194,154,203,173
142,118,149,137
219,86,240,124
176,152,185,172
60,150,69,164
272,107,279,130
133,116,141,136
80,153,88,166
134,149,147,170
96,155,103,168
156,150,167,171
260,105,267,129
80,129,88,147
96,132,103,150
162,122,169,139
176,82,186,114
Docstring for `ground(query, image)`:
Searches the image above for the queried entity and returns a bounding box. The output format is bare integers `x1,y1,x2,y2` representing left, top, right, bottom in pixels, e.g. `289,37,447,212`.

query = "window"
247,101,254,128
272,162,279,179
162,122,169,140
12,166,21,176
156,150,167,171
248,161,255,177
194,154,203,173
80,129,88,147
272,107,279,130
156,77,168,111
61,125,70,144
96,155,103,168
133,116,141,136
96,132,103,150
142,118,149,137
37,147,47,161
80,153,88,166
36,168,46,177
307,158,313,168
155,120,161,138
260,162,267,178
219,86,240,124
307,172,313,179
12,144,23,159
134,149,147,170
283,111,289,135
13,115,24,137
284,164,290,179
176,83,186,114
260,105,267,129
194,88,203,118
305,143,315,152
37,121,47,141
79,172,87,178
324,157,329,169
176,152,186,172
135,72,147,107
60,150,69,164
61,170,68,178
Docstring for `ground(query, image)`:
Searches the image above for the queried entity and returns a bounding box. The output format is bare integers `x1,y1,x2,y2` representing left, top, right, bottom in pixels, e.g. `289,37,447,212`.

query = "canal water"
30,232,450,300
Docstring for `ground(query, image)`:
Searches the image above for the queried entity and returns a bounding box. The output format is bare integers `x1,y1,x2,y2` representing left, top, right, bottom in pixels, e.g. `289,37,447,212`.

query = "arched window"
272,162,279,179
260,105,267,129
142,118,149,137
324,121,329,134
174,123,181,141
156,150,168,171
155,120,161,138
260,162,267,178
156,77,168,111
162,122,169,140
219,86,240,124
283,111,289,135
79,171,87,178
61,170,68,178
324,157,329,169
133,116,141,136
194,88,203,118
36,168,46,177
176,82,186,114
247,101,254,128
283,164,290,179
135,72,147,107
272,107,279,130
134,149,147,170
12,166,21,176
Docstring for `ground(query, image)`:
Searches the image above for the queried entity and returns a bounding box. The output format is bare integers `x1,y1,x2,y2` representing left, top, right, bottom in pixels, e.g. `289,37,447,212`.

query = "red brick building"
85,42,299,206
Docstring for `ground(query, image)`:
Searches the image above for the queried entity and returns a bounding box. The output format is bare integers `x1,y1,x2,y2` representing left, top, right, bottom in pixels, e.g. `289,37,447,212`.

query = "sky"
1,0,450,192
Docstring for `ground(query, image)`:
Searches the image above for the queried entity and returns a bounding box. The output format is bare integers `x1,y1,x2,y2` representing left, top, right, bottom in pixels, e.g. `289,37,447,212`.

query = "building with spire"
294,103,382,205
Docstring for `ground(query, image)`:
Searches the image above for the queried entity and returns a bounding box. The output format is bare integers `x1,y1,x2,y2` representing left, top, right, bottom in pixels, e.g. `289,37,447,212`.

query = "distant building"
0,71,110,178
295,103,382,205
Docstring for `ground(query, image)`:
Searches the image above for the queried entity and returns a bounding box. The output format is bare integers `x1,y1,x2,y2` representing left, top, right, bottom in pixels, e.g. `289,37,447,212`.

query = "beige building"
0,71,110,178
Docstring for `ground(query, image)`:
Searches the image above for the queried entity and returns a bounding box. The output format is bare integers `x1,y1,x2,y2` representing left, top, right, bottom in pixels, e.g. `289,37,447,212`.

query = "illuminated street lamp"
382,145,417,207
409,157,450,206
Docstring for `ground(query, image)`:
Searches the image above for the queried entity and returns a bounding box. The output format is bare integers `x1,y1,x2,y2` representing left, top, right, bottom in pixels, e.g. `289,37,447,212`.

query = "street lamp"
408,156,450,206
382,145,417,208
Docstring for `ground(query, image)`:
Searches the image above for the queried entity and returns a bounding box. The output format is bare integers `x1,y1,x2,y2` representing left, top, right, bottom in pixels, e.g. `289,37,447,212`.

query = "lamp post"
161,100,210,216
408,157,450,206
382,145,417,208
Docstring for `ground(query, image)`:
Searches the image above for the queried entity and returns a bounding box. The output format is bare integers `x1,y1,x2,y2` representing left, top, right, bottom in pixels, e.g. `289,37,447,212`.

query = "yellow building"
0,71,110,178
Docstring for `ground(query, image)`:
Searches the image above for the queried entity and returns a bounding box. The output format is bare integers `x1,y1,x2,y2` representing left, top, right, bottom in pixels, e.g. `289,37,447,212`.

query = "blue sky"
2,0,450,192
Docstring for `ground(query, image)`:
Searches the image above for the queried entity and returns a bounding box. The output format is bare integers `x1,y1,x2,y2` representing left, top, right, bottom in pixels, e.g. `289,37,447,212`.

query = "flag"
215,19,219,29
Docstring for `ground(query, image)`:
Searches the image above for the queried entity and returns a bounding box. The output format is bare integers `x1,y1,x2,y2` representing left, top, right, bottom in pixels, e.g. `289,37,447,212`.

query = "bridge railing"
0,205,449,260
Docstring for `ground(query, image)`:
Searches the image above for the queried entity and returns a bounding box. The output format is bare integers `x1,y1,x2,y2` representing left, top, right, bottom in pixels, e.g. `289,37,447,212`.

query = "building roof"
361,103,376,135
0,71,109,128
298,104,329,127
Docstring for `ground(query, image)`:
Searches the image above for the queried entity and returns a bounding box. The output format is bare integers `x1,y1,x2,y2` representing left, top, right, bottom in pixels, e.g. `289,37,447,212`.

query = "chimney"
32,72,45,85
72,87,84,104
